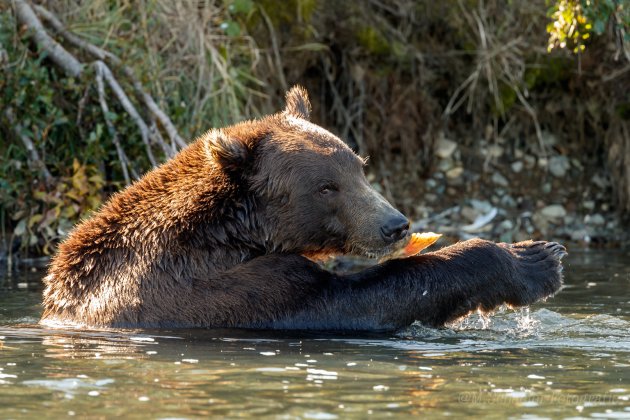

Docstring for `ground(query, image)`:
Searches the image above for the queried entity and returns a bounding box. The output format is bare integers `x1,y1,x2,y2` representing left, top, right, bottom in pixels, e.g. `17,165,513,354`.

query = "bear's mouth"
346,242,401,260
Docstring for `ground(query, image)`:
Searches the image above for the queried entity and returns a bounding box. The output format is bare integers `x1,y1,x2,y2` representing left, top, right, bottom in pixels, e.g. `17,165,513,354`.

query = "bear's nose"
380,216,410,244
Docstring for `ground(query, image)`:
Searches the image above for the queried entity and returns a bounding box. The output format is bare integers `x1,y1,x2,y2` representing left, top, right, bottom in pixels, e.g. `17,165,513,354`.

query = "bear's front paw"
501,240,567,307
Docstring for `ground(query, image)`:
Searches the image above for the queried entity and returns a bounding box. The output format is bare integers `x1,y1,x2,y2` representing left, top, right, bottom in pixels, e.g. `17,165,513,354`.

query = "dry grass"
43,0,269,134
3,0,629,259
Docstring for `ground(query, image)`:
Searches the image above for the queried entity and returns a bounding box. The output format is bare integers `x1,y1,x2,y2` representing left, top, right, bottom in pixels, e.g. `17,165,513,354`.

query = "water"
0,250,629,419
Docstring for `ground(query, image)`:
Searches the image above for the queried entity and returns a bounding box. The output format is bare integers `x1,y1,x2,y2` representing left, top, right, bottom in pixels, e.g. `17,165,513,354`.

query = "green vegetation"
547,0,629,53
1,0,629,259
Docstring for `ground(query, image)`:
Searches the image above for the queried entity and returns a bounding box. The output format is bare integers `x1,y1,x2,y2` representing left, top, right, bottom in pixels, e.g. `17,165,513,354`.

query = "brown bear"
41,86,566,331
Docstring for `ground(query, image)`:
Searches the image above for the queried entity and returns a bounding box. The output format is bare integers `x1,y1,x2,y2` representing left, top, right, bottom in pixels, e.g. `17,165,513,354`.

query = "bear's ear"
206,130,251,171
284,85,311,120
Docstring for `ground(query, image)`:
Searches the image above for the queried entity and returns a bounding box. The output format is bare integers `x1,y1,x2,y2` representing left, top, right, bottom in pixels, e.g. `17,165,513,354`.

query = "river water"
0,249,629,419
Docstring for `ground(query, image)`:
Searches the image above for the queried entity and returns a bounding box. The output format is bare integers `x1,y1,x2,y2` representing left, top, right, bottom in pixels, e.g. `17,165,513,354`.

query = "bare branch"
4,107,53,184
95,63,133,185
94,61,159,166
34,3,187,150
32,4,117,62
13,0,83,77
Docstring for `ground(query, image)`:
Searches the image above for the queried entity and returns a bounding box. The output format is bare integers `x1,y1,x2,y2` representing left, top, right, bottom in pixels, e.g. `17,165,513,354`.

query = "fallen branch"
13,0,83,77
94,60,159,166
33,4,187,150
14,0,184,171
4,108,53,184
95,63,134,185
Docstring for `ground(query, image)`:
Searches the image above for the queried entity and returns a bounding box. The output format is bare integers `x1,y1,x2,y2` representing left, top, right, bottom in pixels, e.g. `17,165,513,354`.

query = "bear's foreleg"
258,239,565,331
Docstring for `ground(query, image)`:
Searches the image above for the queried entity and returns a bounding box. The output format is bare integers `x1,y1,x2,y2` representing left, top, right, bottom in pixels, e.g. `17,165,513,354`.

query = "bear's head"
206,86,409,259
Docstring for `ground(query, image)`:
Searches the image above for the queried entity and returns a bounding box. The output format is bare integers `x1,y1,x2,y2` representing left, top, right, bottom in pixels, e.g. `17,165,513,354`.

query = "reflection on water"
0,250,629,418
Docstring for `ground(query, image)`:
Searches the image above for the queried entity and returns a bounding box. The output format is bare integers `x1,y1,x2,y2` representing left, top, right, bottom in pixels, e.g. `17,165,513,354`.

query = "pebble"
587,213,606,226
549,155,570,177
540,204,567,219
571,229,590,242
492,172,509,187
499,220,514,231
437,159,453,172
500,195,517,208
488,145,504,158
434,137,458,159
446,167,464,180
470,199,493,213
511,161,524,173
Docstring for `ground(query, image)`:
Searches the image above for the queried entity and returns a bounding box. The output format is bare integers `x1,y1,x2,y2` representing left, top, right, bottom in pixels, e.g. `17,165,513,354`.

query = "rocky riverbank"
379,131,628,249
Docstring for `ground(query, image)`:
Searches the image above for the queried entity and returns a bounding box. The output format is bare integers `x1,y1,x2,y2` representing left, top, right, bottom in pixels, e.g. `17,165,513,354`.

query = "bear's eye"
318,183,338,195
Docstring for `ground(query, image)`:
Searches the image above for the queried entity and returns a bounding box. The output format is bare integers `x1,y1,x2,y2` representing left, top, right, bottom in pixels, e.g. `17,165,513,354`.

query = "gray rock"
499,219,514,231
437,158,454,172
583,200,595,210
470,199,493,213
587,213,606,226
492,172,509,187
488,145,504,158
511,161,524,173
500,195,517,208
540,204,567,219
549,155,570,177
571,229,590,242
446,166,464,180
435,137,458,159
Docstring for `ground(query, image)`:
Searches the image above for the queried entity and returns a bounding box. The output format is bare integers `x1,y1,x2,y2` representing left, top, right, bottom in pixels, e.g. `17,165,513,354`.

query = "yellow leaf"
65,191,81,202
28,214,43,228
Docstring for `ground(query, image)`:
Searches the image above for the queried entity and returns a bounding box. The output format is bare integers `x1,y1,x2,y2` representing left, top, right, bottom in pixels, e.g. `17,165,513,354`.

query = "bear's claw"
501,240,566,306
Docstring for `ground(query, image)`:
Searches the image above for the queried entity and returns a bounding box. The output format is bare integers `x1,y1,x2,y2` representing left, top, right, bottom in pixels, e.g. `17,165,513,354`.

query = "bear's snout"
380,213,410,244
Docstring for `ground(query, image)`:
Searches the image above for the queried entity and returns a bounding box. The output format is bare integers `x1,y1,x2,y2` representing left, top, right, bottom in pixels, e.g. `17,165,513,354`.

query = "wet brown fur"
42,87,565,330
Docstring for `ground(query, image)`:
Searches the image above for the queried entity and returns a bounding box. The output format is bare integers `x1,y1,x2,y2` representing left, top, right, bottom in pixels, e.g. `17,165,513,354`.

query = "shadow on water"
0,249,629,418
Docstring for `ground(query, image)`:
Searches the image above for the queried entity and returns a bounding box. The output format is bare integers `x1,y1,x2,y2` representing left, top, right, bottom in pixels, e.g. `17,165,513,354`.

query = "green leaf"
221,21,241,37
594,19,606,34
230,0,254,14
